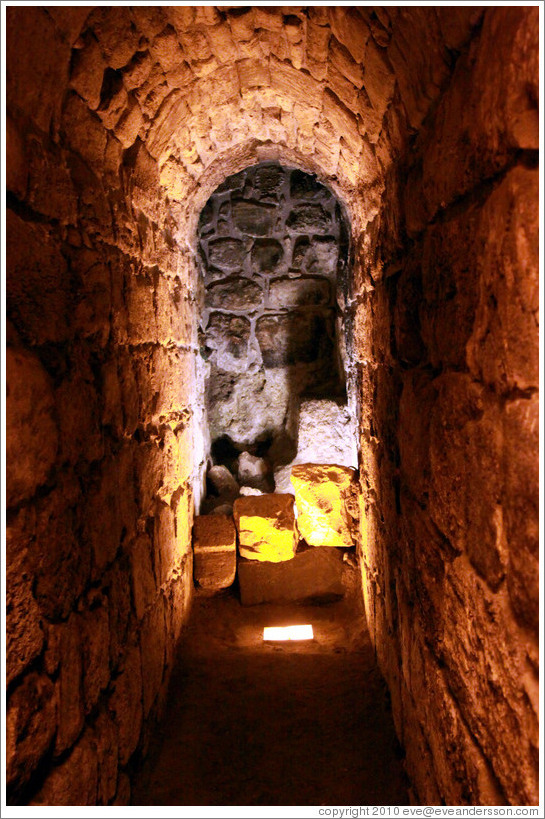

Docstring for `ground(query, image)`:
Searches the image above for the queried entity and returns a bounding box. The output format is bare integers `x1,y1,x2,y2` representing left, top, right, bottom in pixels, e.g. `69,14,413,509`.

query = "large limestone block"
233,494,297,563
291,464,357,548
193,515,237,590
238,545,344,606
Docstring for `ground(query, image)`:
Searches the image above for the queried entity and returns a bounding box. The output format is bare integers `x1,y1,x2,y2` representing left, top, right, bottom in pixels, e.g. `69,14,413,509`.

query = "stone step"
237,544,345,606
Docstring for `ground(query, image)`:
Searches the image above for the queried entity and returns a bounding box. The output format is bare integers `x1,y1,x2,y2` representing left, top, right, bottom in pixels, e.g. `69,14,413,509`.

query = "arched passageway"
5,5,539,808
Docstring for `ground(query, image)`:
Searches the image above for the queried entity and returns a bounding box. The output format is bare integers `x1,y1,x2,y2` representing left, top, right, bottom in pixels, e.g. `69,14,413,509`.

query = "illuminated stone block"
233,494,297,563
193,515,236,590
291,464,357,548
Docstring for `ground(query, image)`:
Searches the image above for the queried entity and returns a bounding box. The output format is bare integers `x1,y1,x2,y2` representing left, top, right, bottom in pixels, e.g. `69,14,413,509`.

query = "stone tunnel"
4,4,539,808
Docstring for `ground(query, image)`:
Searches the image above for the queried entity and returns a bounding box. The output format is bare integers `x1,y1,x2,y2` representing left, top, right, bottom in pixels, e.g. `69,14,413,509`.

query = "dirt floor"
132,565,410,807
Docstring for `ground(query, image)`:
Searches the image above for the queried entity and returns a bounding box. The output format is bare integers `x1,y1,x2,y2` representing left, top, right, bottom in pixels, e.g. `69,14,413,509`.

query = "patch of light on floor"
263,625,314,641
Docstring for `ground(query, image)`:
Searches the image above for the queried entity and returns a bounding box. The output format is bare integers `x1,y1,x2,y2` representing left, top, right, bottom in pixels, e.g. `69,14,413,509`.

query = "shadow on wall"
195,163,356,510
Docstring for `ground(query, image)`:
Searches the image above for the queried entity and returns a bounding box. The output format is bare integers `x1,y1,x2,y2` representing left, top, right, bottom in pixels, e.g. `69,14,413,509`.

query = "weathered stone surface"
290,169,330,199
305,236,339,277
33,476,90,619
129,534,157,621
205,277,263,311
5,6,539,809
239,486,263,497
81,596,110,714
6,347,58,508
140,599,166,717
466,167,539,393
108,643,143,765
428,374,507,590
6,672,56,790
238,544,345,605
193,514,237,590
233,494,297,562
55,613,84,755
251,238,284,272
296,399,358,468
6,116,27,198
256,312,333,367
208,237,245,271
237,452,270,489
206,367,292,450
205,312,251,371
291,464,357,548
95,709,118,805
31,730,98,806
6,514,44,687
207,464,239,498
407,7,538,229
231,200,277,235
268,276,330,309
286,203,331,232
503,396,539,631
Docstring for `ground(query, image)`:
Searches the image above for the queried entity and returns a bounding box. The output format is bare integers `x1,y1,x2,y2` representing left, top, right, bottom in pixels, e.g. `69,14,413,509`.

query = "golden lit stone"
291,463,356,548
193,514,237,590
233,494,297,562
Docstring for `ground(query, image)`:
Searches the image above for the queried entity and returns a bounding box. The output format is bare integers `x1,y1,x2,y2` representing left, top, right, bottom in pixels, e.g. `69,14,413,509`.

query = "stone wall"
356,6,539,806
6,8,198,805
197,162,350,474
5,4,539,808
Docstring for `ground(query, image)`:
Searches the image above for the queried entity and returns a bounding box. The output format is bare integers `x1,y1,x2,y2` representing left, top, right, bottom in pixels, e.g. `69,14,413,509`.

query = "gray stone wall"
197,163,350,467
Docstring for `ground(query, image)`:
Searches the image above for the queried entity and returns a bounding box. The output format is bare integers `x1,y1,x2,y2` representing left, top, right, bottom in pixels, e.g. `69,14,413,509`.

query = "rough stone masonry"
5,4,538,808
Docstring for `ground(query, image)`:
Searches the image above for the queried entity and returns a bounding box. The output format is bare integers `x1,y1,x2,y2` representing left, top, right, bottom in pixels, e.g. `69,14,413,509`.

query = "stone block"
6,116,27,198
207,464,240,497
32,475,90,620
305,236,339,277
30,730,98,806
233,494,297,562
7,7,70,133
407,7,538,227
256,311,333,367
206,367,291,450
6,514,44,687
237,452,270,489
253,163,284,198
108,643,143,765
6,672,56,791
291,464,357,548
206,312,251,372
81,596,110,714
130,534,157,620
140,599,166,717
428,373,507,590
55,614,84,755
502,394,539,628
193,514,237,590
268,276,331,309
286,203,331,232
294,399,358,468
231,200,277,235
208,237,246,271
466,167,539,393
439,557,539,804
251,238,284,273
206,277,263,311
238,544,345,605
103,560,132,673
95,709,118,805
6,347,58,508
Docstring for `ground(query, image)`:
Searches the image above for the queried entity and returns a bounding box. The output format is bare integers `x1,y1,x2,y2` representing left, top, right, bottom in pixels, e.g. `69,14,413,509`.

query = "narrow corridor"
5,5,539,809
133,570,409,806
